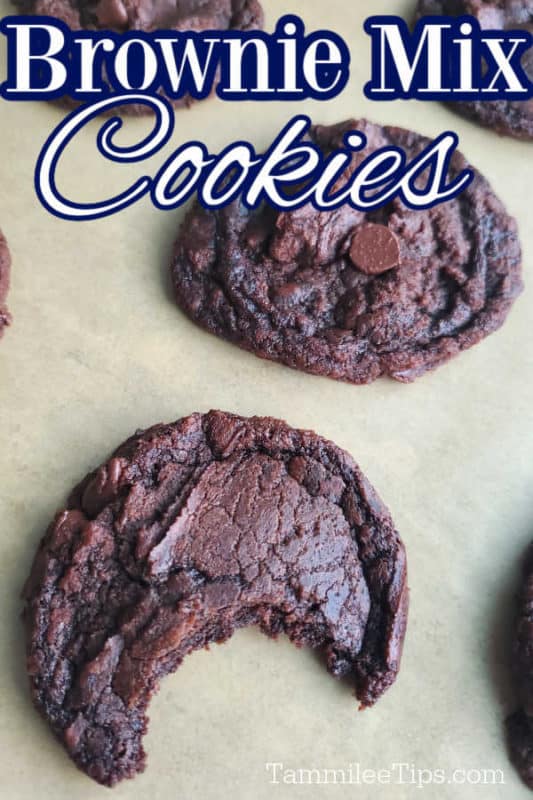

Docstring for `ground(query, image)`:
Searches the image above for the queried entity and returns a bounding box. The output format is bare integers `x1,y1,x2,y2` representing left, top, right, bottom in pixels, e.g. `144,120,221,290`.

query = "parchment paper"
0,1,531,797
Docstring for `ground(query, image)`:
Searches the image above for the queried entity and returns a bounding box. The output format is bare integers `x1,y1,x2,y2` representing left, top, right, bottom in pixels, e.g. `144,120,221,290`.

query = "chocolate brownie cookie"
507,544,533,788
23,411,408,786
171,119,523,384
13,0,264,113
0,230,12,339
416,0,533,140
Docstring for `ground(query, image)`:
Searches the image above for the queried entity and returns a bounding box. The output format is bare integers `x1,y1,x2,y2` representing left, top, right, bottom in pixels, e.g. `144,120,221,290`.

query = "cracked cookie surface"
23,410,408,786
416,0,533,140
172,119,523,384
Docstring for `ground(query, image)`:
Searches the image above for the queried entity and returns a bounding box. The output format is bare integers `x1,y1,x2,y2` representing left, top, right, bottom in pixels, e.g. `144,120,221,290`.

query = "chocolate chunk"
12,0,264,114
171,118,523,384
349,224,400,275
416,0,533,140
23,411,408,786
0,230,12,339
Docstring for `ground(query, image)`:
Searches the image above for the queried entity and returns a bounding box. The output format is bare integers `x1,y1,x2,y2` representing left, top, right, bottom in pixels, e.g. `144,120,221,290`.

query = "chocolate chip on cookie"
171,119,523,384
349,224,401,275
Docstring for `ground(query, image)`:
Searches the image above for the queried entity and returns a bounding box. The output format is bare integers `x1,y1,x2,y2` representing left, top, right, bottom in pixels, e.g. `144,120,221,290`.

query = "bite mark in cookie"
23,411,408,786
